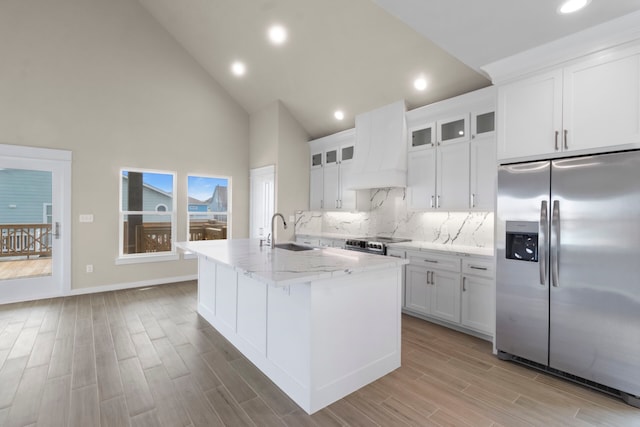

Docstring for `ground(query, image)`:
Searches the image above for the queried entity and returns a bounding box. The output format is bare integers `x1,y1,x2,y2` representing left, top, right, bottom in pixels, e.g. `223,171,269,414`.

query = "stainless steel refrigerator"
496,150,640,407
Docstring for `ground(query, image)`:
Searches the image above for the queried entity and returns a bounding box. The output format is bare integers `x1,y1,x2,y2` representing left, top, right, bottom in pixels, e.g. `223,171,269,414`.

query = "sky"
122,172,228,201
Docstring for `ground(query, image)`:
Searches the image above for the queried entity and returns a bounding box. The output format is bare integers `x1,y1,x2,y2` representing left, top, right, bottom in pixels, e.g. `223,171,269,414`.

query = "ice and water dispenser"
505,221,539,262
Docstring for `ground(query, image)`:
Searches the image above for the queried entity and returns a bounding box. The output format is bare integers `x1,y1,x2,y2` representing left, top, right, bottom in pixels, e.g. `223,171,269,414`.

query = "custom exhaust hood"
348,100,408,190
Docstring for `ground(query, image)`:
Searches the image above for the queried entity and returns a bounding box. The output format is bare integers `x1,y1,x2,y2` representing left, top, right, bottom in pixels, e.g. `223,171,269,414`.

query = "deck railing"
0,224,52,258
123,221,227,254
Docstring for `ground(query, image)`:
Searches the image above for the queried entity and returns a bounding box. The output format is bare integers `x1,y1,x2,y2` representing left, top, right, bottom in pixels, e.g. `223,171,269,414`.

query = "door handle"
54,222,61,240
539,200,548,286
551,200,560,287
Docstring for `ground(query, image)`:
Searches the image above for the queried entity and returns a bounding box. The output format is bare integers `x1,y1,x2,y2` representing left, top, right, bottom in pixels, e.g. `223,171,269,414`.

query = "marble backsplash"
295,188,493,248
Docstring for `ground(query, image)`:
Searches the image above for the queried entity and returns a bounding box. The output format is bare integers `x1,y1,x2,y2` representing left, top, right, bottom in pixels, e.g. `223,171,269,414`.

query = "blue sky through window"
188,176,228,202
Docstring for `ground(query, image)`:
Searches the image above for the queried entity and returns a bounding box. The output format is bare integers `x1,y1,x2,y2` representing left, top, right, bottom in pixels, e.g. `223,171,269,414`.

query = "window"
187,175,231,242
118,169,177,263
43,203,52,224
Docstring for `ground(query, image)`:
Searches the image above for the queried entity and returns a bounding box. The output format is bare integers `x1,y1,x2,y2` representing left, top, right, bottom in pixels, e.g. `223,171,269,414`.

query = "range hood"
348,100,407,190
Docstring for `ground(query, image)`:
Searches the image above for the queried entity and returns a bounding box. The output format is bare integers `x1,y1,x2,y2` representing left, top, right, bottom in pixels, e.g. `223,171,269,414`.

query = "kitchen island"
176,239,408,414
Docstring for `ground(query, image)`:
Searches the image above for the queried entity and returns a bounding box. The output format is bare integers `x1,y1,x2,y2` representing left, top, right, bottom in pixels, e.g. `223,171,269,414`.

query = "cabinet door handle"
462,277,466,292
555,130,559,151
469,265,487,271
431,271,435,285
336,200,339,209
564,129,568,150
426,271,430,285
437,195,441,208
320,199,323,209
471,193,476,208
430,195,434,209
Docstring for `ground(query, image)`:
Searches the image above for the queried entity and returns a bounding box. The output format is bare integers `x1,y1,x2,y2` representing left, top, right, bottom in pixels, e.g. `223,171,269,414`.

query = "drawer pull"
469,266,488,271
424,259,439,264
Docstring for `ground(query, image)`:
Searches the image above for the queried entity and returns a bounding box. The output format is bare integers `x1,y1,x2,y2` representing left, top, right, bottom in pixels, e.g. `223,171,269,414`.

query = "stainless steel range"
344,236,411,255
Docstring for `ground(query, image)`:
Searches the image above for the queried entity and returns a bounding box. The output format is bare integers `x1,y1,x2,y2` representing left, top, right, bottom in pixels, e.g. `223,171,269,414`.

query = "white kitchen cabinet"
405,264,430,314
431,269,461,324
403,249,494,339
498,43,640,161
406,87,496,211
308,129,369,211
409,122,436,151
407,139,470,211
469,137,496,210
386,248,406,307
309,167,323,210
461,258,494,335
404,251,461,324
437,114,469,145
407,148,436,210
437,142,470,210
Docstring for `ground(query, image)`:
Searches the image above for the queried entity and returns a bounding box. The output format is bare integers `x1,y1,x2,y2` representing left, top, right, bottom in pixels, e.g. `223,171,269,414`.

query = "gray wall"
0,0,250,290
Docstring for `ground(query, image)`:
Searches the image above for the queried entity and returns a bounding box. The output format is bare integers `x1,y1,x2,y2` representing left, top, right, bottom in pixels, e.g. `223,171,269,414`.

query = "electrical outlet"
86,264,93,273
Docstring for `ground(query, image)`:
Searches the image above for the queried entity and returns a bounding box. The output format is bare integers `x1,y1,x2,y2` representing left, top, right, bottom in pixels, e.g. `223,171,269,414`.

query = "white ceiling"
137,0,640,139
374,0,640,72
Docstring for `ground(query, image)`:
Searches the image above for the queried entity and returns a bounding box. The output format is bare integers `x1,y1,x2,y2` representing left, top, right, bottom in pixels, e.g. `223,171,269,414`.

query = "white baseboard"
67,274,198,296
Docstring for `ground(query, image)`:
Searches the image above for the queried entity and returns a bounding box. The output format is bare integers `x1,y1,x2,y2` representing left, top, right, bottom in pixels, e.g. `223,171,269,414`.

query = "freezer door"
496,161,550,365
550,152,640,396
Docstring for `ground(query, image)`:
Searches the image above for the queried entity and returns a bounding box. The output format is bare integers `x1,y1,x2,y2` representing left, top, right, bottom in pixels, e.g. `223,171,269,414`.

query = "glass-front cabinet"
472,110,495,139
437,114,469,145
409,123,436,150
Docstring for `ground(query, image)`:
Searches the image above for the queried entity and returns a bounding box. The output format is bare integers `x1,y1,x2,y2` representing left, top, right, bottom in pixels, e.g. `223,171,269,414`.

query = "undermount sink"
274,242,316,251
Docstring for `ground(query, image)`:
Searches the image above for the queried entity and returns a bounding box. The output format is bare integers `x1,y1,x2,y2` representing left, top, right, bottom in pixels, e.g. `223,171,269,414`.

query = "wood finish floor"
0,280,638,427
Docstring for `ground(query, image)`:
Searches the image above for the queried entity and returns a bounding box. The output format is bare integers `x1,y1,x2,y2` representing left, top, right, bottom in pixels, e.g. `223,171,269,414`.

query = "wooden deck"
0,281,638,426
0,258,52,280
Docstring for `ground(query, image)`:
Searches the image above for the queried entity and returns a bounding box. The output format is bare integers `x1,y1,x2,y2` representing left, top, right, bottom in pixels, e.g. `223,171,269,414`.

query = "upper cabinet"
351,101,407,189
497,43,640,162
406,86,496,212
308,129,369,212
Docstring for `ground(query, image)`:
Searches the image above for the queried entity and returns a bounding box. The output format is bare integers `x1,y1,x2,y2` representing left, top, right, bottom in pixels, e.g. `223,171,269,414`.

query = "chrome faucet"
271,213,287,248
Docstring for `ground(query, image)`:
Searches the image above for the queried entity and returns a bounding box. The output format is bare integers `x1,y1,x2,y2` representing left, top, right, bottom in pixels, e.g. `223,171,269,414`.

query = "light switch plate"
79,214,94,223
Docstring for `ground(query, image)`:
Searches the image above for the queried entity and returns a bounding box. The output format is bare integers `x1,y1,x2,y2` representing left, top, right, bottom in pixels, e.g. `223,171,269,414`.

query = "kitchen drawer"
462,258,494,278
407,251,460,273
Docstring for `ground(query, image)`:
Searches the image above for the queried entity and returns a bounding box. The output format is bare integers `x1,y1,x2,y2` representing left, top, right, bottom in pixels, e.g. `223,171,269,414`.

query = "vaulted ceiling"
137,0,640,139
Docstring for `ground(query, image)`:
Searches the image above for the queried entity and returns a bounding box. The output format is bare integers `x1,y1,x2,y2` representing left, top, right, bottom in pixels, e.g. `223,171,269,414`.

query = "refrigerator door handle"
551,200,560,287
539,200,548,286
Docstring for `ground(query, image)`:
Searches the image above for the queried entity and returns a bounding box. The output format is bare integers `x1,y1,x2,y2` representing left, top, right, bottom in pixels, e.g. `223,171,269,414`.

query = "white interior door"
0,144,71,303
250,165,275,239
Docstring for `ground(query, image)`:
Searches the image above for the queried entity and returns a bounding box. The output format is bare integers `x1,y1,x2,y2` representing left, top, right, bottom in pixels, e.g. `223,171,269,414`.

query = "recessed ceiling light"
268,25,287,45
334,110,345,121
413,77,427,91
558,0,591,14
231,61,246,76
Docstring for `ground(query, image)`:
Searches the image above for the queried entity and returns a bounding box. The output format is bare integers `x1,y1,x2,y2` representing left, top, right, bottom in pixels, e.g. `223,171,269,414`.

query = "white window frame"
184,174,232,259
43,203,52,224
116,167,178,265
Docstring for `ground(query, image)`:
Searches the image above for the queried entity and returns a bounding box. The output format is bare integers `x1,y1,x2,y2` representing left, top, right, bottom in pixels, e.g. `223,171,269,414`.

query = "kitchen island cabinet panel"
214,264,237,334
237,274,267,356
180,239,406,415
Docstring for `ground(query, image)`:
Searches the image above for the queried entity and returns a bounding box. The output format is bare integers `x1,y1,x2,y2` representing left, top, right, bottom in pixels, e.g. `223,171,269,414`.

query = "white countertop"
177,239,408,286
388,241,494,257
